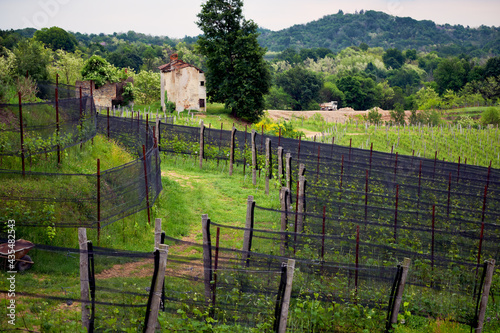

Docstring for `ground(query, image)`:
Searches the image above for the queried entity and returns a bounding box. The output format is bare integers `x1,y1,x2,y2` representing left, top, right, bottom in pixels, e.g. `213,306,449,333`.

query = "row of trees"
0,38,160,106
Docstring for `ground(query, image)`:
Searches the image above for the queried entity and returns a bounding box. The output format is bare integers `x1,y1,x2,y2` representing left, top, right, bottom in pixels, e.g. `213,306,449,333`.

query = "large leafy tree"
434,57,467,94
383,48,405,70
484,56,500,78
196,0,270,122
276,66,323,110
34,27,77,52
50,49,84,85
13,39,51,82
337,75,379,110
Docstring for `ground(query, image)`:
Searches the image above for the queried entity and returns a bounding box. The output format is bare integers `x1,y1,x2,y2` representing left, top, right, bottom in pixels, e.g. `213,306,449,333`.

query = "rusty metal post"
18,92,25,176
142,145,151,225
97,159,101,244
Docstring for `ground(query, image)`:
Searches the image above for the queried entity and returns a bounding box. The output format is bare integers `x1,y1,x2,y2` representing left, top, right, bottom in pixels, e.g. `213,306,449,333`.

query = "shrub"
390,103,406,125
81,55,125,88
364,108,382,125
480,107,500,126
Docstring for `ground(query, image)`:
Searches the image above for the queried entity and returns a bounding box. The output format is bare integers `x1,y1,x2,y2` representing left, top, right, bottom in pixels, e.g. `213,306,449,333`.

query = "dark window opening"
199,99,205,108
200,81,205,86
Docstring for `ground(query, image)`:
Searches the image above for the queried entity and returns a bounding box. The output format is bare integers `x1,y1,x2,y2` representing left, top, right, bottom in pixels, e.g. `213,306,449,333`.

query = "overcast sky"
0,0,499,39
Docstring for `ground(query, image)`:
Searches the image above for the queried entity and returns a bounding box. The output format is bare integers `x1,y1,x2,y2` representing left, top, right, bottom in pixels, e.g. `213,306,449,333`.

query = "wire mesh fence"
0,84,162,229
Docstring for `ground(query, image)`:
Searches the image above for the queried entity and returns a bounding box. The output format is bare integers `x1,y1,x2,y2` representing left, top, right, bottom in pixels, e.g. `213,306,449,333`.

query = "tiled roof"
158,59,204,73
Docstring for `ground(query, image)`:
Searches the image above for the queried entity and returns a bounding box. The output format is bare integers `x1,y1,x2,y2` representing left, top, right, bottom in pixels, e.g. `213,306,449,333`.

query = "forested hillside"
258,10,500,57
2,10,500,118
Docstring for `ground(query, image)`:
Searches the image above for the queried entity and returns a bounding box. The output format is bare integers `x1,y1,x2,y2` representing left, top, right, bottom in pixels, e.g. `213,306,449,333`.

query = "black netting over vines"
157,123,499,327
247,206,489,325
37,82,80,101
0,89,162,228
0,241,155,331
0,96,96,156
160,231,402,331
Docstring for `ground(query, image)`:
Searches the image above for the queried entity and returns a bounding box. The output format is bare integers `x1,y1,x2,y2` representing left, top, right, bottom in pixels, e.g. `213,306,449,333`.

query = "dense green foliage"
33,26,77,52
80,55,126,88
275,66,323,110
12,39,50,82
196,0,271,122
266,46,500,111
258,10,500,56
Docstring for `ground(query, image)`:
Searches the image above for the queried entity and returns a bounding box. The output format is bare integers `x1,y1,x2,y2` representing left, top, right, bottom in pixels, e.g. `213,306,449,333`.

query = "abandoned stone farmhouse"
159,54,207,112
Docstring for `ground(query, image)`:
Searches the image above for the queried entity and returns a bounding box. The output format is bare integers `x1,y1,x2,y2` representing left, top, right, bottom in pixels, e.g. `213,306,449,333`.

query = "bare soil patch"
301,129,323,138
162,170,201,189
95,259,154,279
267,109,413,123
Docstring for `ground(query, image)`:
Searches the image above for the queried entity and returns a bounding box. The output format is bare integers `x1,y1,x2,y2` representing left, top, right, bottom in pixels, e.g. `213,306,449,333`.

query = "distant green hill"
258,10,500,56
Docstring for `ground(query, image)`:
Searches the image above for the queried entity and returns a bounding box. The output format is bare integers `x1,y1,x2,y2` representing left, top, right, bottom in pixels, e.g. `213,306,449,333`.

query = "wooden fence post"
242,195,255,266
286,153,292,193
280,187,290,257
390,258,411,326
278,147,284,186
299,163,305,177
202,214,212,304
87,240,95,332
279,259,296,333
252,129,257,186
145,244,169,333
229,126,236,176
78,228,90,332
154,218,162,250
265,138,272,195
475,259,496,333
199,121,205,169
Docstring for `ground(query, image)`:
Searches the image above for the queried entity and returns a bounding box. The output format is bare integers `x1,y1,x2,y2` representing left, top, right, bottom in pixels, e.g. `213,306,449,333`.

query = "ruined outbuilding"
159,54,206,112
75,77,134,109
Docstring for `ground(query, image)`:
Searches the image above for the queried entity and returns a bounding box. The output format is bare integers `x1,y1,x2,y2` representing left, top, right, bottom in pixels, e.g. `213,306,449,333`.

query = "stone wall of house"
75,80,131,109
162,67,206,112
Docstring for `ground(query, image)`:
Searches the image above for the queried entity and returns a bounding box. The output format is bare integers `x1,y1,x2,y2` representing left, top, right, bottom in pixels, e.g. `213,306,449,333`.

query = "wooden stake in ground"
199,121,205,169
201,214,213,304
390,258,411,326
242,195,255,266
475,259,496,333
251,129,257,186
286,153,292,191
265,138,272,195
277,147,284,186
279,259,296,333
154,218,162,250
145,244,169,333
78,228,90,332
280,187,290,257
229,126,236,176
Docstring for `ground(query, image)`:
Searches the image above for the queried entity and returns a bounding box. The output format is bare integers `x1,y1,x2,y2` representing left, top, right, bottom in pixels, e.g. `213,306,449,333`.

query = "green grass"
158,152,280,252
